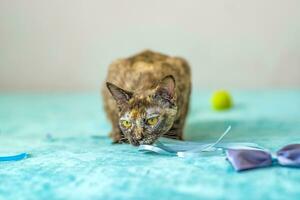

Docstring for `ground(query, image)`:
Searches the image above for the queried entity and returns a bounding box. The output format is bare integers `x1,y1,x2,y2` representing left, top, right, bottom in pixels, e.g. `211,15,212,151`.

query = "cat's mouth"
128,135,158,146
129,138,140,146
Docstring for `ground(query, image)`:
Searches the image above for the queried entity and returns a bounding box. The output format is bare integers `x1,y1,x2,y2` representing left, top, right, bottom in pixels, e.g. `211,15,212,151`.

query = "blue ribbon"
139,126,300,172
0,153,28,162
139,126,265,157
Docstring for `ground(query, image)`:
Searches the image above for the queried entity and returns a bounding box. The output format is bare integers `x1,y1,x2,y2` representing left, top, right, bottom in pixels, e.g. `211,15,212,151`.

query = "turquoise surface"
0,90,300,200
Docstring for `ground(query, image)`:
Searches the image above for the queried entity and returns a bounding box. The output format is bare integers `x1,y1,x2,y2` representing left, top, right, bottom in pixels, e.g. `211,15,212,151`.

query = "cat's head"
106,75,177,146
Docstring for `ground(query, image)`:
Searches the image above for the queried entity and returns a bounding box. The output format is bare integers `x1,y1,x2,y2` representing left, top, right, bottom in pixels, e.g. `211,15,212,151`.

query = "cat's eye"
121,120,132,128
146,117,159,126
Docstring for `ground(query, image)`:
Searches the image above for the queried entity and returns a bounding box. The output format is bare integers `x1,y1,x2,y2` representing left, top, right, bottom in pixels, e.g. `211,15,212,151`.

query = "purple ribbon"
226,144,300,171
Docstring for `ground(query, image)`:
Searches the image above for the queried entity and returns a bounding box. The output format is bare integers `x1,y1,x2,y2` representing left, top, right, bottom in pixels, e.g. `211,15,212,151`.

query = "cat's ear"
106,82,133,106
155,75,176,101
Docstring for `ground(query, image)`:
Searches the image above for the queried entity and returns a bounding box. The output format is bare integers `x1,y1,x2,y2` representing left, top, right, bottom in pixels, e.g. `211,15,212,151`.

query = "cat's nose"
135,132,143,140
134,127,144,140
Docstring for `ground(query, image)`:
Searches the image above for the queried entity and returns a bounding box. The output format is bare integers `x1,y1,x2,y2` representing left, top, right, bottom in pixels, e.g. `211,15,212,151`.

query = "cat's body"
102,50,191,145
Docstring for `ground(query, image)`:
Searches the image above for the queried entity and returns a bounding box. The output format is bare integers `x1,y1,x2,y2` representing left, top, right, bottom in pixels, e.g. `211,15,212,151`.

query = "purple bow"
226,144,300,171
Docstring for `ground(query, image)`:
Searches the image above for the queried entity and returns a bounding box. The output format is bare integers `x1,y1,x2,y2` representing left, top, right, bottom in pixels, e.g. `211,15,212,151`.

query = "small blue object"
0,153,28,162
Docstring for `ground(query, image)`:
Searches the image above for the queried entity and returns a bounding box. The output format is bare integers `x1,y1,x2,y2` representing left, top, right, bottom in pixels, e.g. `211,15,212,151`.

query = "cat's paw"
112,139,126,144
110,132,128,144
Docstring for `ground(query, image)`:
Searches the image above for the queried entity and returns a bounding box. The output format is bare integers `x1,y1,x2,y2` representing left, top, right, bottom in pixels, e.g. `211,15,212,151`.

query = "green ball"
211,90,233,110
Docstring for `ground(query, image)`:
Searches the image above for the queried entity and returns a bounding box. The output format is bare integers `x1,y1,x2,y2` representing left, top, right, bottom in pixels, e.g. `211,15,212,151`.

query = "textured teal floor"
0,90,300,200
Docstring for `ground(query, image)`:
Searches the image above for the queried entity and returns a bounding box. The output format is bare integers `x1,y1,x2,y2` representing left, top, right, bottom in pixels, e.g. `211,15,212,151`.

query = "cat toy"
139,126,300,171
138,126,262,157
211,90,233,110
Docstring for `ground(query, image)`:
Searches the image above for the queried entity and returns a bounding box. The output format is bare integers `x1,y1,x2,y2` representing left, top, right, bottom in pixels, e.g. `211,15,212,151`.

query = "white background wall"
0,0,299,91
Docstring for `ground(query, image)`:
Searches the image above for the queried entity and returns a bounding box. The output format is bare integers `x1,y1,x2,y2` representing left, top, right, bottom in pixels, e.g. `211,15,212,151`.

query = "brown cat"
102,50,191,146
